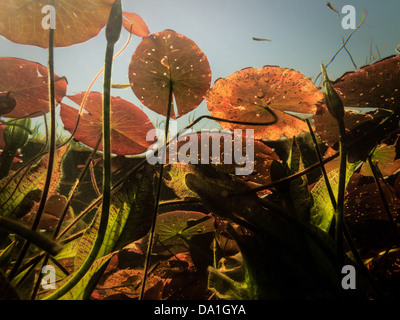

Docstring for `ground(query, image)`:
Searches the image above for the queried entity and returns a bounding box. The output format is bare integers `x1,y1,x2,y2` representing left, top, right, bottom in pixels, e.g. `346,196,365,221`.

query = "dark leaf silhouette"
0,0,115,48
129,29,211,118
333,55,400,109
0,57,67,118
207,66,324,140
60,92,155,156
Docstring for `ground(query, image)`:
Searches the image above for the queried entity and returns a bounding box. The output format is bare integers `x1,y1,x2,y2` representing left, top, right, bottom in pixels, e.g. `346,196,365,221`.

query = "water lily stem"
367,155,400,242
43,1,121,299
139,79,173,300
8,24,57,281
336,120,347,265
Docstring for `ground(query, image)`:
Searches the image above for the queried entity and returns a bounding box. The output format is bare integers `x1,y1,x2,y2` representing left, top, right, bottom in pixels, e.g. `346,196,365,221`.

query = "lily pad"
0,57,67,118
207,66,324,140
154,211,214,251
333,55,400,109
60,92,155,156
0,0,115,48
129,29,211,118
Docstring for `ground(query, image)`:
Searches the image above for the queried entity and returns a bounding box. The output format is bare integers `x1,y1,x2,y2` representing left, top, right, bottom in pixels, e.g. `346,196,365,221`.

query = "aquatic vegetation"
0,0,400,302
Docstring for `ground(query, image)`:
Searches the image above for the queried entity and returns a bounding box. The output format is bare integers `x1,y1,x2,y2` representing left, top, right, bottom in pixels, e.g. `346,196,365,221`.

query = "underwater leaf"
359,141,400,177
122,11,150,37
0,57,67,118
207,66,324,140
0,145,69,218
208,252,252,300
333,55,400,109
129,29,212,118
0,270,20,300
60,92,155,156
310,161,358,232
20,194,74,232
154,211,215,254
345,173,400,224
52,253,113,300
74,164,155,270
163,163,199,199
344,174,400,249
288,138,312,221
0,216,63,256
0,0,115,48
314,104,399,162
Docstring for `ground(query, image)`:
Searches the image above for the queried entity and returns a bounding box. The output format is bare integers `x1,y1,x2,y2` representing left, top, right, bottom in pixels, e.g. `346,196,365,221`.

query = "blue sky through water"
0,0,399,134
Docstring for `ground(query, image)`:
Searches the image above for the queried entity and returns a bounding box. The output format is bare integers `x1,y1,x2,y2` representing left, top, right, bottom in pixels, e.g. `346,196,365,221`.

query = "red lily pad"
60,92,155,156
0,57,67,118
313,104,374,146
129,29,211,118
0,0,115,48
207,66,324,140
122,12,150,37
333,55,400,109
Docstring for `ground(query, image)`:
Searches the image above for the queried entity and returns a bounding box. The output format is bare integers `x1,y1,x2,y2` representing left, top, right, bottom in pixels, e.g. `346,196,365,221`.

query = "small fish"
111,83,132,89
252,37,271,42
326,2,340,18
396,44,400,55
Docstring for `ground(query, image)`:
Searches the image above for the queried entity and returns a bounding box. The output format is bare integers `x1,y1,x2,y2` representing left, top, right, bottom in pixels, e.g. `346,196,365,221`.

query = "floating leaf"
60,92,155,156
0,0,115,48
122,12,150,37
129,29,211,118
314,104,399,162
333,55,400,109
310,161,358,232
0,57,67,118
207,66,324,140
164,164,199,200
73,164,155,270
344,174,400,249
345,174,400,224
313,104,374,147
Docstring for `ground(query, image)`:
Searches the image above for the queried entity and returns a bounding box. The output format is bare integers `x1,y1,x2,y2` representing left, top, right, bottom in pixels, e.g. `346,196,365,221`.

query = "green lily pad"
154,211,214,251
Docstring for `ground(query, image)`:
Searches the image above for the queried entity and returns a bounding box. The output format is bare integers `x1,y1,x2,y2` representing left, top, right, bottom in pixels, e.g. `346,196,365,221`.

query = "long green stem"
43,1,121,299
139,79,174,300
8,24,57,281
336,120,347,265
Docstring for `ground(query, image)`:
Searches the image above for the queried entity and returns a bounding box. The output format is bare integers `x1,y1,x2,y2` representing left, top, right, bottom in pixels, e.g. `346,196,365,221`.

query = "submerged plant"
0,0,399,301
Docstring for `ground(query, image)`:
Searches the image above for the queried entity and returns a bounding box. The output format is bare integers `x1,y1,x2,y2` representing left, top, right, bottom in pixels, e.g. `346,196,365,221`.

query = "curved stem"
139,79,174,300
8,25,57,281
43,1,121,299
